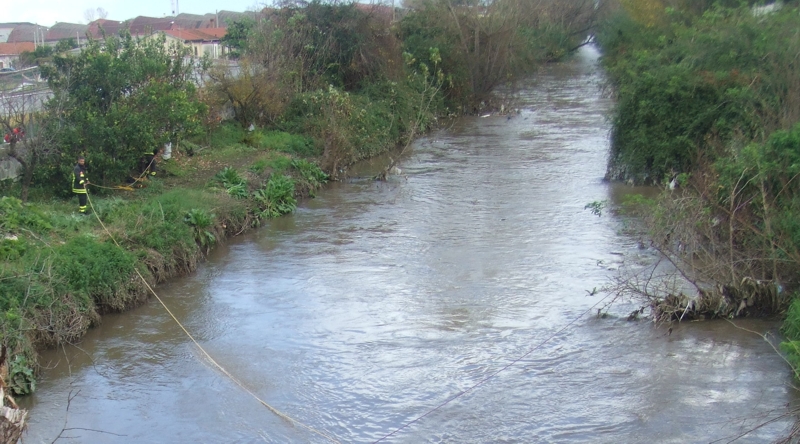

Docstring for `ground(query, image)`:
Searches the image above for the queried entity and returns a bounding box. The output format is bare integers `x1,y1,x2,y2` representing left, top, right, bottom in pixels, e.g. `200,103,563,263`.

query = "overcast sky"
14,0,271,28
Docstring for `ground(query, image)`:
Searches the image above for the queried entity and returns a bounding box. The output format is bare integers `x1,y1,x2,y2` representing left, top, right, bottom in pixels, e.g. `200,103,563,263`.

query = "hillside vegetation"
596,0,800,383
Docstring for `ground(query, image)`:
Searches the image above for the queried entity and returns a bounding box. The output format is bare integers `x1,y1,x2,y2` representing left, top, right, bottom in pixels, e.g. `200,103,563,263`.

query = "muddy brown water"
20,47,797,443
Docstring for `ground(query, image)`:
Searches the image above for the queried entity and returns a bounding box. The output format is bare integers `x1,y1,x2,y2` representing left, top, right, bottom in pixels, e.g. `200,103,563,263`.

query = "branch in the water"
569,36,595,53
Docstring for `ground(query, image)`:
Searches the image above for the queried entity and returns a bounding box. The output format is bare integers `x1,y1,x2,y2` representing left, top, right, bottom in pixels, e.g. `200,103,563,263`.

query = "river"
19,46,797,443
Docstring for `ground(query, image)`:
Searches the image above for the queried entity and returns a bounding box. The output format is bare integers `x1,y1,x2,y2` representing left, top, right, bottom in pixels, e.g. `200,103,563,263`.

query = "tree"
17,45,55,67
205,58,288,127
400,0,602,107
220,18,255,59
244,1,403,94
37,32,208,189
84,7,109,23
54,38,78,54
0,82,55,201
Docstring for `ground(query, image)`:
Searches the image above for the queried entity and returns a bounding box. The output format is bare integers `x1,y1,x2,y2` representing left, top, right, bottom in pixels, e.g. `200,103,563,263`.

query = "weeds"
184,209,216,253
253,175,297,220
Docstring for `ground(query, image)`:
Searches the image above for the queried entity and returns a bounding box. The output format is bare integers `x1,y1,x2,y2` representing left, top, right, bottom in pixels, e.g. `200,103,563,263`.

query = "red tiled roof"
163,28,226,42
88,19,124,38
128,16,174,34
7,24,38,43
0,42,35,55
45,22,89,42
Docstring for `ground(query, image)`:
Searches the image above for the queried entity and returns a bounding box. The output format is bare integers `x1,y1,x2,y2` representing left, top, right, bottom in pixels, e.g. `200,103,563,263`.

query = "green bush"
0,197,53,234
253,175,297,219
782,297,800,379
8,354,35,396
291,159,328,189
0,238,28,261
184,208,216,250
599,4,800,184
206,121,246,148
53,236,136,309
255,131,318,156
214,166,246,188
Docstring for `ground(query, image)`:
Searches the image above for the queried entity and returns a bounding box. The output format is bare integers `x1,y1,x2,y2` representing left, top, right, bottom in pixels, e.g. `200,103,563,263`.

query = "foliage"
35,32,208,193
291,158,328,189
184,208,216,251
710,123,800,284
17,45,55,67
255,131,317,156
399,0,599,107
781,296,800,379
206,122,246,149
214,166,246,188
259,1,404,93
584,200,608,217
204,58,289,128
253,175,297,219
598,3,800,184
53,236,136,309
7,354,36,396
0,197,53,234
220,18,255,59
0,237,27,262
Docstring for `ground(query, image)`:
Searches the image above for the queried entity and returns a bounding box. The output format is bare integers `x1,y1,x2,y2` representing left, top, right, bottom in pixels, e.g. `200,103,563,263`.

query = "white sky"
13,0,272,28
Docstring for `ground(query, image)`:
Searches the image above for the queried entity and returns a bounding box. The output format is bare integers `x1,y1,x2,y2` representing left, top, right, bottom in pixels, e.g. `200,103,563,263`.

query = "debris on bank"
650,277,787,323
0,363,28,444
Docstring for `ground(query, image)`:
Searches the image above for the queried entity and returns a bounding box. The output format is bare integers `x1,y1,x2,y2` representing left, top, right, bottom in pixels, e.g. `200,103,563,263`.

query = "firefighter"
72,155,89,215
139,147,158,177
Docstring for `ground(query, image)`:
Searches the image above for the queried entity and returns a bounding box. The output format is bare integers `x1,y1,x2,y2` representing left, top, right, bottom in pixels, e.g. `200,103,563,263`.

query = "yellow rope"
85,191,340,444
89,184,135,191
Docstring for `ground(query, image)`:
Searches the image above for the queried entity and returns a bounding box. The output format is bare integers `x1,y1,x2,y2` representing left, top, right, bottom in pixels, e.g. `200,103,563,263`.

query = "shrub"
291,159,328,189
255,131,318,156
0,197,52,234
184,208,216,251
53,236,136,310
253,175,297,219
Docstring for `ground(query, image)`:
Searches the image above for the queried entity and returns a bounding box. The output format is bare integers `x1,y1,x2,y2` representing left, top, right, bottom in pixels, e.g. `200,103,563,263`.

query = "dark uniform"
71,157,89,214
140,148,158,177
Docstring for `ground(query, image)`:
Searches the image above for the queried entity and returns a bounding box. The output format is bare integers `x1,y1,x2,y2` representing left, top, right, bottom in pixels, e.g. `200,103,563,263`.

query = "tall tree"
38,31,207,189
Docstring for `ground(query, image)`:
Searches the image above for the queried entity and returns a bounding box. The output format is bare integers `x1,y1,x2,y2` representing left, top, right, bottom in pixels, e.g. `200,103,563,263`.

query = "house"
87,19,124,39
44,22,89,45
0,23,23,43
127,16,175,34
6,23,44,44
0,42,35,69
161,28,228,59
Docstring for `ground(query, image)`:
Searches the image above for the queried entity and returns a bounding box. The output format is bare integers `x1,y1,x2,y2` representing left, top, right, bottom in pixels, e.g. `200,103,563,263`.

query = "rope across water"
85,190,341,444
85,187,610,443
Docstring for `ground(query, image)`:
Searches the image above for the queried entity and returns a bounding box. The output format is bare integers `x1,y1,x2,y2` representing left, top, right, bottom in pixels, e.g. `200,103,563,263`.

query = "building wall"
0,27,15,43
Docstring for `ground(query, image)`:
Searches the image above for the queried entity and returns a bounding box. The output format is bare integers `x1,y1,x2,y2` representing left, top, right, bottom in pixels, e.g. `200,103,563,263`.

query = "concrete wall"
0,144,21,181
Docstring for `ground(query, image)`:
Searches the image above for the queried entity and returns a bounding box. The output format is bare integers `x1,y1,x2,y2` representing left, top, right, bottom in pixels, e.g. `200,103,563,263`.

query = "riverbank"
0,124,358,401
19,48,798,441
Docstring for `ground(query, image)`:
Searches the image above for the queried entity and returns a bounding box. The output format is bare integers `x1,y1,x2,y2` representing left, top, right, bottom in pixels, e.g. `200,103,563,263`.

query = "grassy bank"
0,124,334,396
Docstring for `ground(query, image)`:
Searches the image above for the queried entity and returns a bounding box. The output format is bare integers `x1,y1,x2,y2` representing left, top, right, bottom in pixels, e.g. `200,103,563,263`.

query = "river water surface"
21,47,797,443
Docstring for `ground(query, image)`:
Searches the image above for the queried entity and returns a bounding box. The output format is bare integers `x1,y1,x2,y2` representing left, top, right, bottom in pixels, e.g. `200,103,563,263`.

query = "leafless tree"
0,72,61,201
84,7,109,23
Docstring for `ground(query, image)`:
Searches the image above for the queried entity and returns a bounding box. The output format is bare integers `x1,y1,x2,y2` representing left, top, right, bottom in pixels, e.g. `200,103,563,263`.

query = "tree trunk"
6,142,30,203
0,403,26,444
